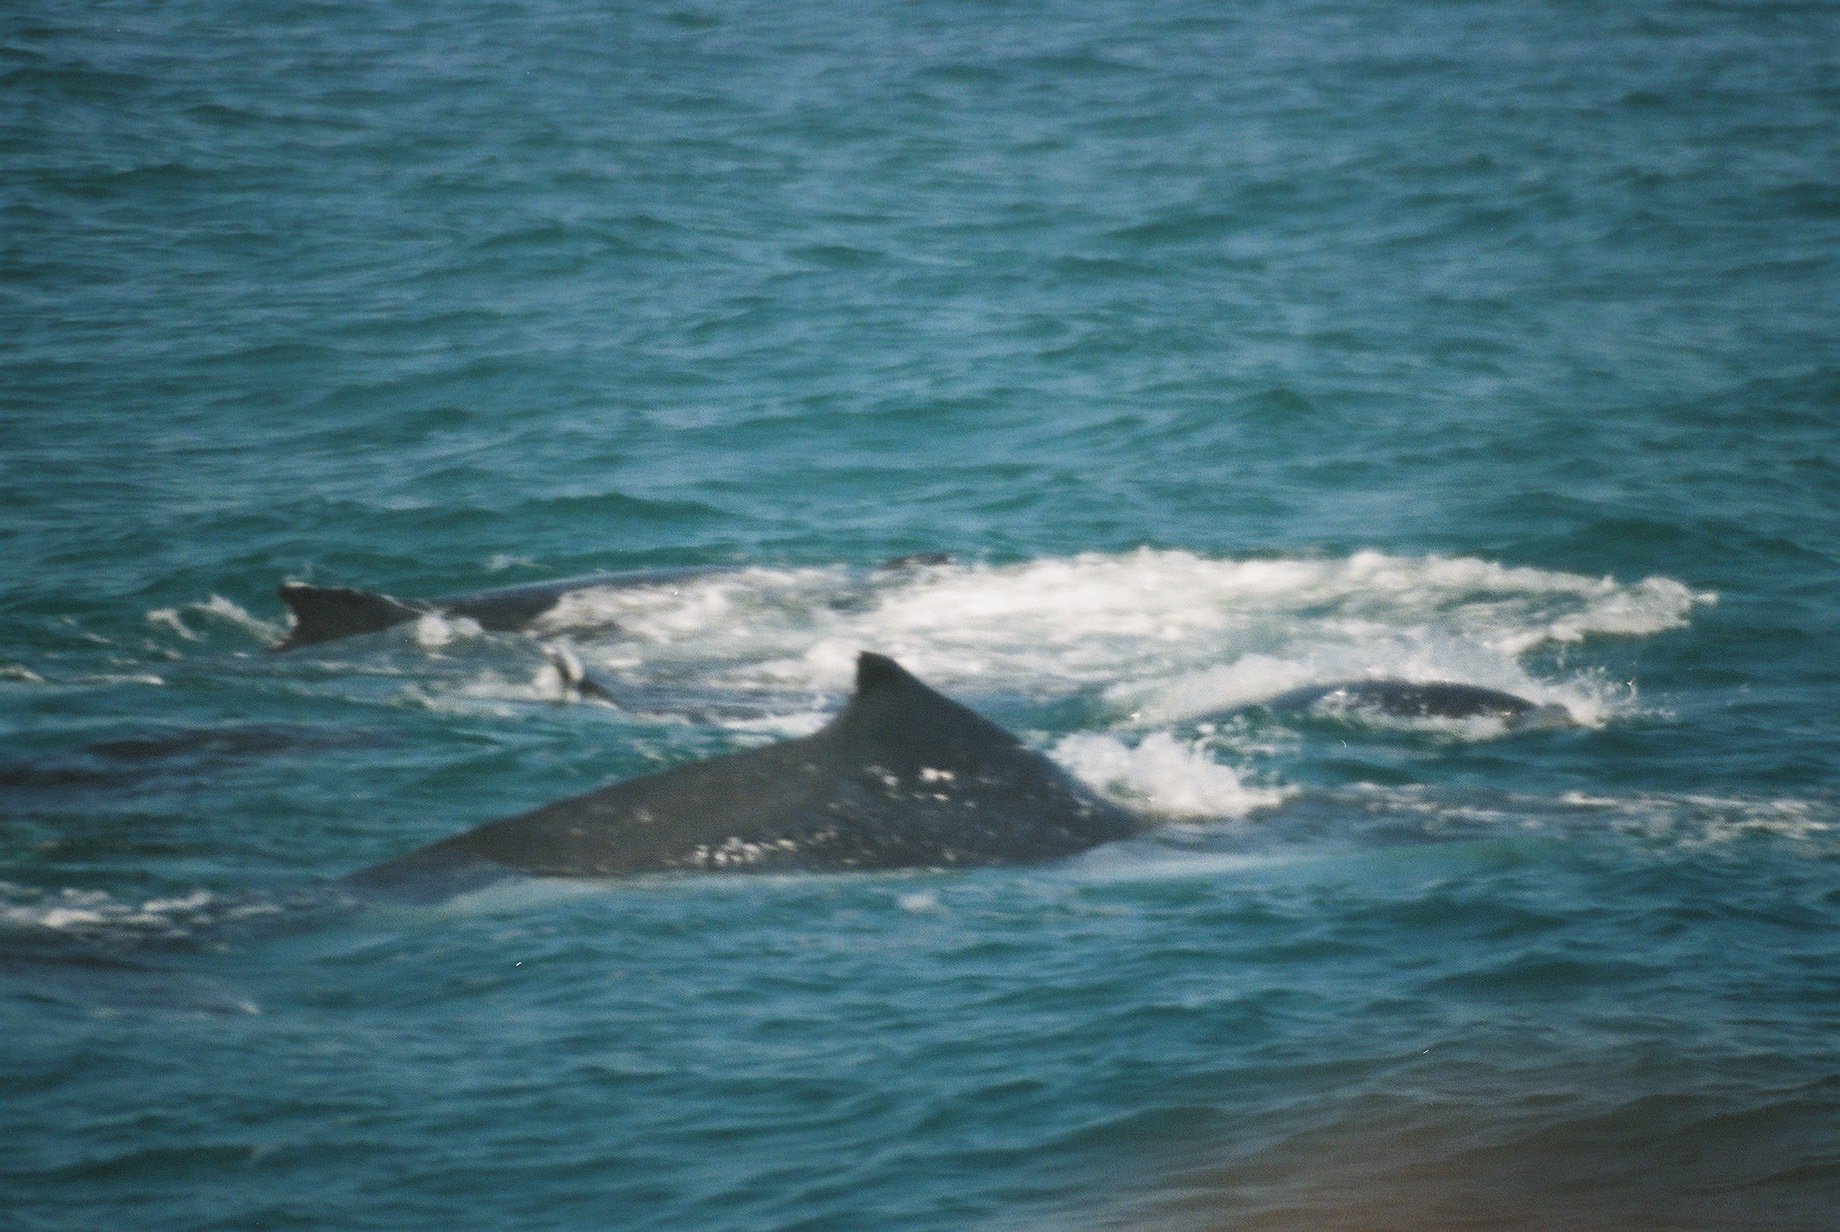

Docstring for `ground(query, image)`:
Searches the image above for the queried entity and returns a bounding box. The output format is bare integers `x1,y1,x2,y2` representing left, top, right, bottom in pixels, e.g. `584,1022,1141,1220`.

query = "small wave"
1336,784,1837,850
1556,790,1836,847
0,881,285,948
146,595,282,645
145,608,197,641
0,949,263,1018
58,671,167,688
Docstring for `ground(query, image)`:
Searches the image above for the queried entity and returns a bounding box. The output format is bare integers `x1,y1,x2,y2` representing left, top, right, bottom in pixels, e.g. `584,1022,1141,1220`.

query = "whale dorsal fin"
838,652,1027,772
854,651,925,698
851,651,975,719
275,583,425,650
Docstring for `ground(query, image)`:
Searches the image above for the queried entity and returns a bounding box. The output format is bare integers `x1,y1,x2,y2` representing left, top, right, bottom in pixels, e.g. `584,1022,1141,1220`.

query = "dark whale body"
1258,680,1575,728
276,567,730,651
275,555,951,651
348,653,1142,896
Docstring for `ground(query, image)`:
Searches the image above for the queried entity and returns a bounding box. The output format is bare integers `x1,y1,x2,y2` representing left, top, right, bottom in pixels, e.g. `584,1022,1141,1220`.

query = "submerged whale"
348,653,1143,895
1254,680,1575,729
275,555,950,651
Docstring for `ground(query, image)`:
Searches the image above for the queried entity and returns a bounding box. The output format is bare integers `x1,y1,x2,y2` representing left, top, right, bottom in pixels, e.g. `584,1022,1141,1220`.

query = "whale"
276,567,723,650
1252,680,1575,729
347,652,1144,896
274,554,950,651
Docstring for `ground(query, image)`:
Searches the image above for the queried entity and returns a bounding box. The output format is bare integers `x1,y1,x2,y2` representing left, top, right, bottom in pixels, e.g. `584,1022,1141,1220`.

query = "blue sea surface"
3,1,1838,1228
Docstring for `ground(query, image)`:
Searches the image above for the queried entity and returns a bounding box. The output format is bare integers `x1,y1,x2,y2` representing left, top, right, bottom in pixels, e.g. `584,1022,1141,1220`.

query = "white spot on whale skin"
690,835,803,868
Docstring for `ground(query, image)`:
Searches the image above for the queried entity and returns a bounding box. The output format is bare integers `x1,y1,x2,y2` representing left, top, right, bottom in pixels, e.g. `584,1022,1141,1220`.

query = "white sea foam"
719,709,831,738
508,549,1702,731
411,611,482,649
1053,731,1292,820
397,665,570,717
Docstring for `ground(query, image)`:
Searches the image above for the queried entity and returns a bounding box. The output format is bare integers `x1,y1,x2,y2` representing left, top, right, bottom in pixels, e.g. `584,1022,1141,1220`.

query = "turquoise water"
4,0,1838,1227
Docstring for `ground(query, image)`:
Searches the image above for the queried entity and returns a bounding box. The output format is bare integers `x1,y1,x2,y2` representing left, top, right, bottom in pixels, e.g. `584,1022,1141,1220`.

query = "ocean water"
3,0,1838,1227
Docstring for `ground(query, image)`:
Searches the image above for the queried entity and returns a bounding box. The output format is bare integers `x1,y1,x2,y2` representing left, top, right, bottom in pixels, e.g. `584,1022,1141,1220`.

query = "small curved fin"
275,583,424,651
547,643,588,693
545,644,626,705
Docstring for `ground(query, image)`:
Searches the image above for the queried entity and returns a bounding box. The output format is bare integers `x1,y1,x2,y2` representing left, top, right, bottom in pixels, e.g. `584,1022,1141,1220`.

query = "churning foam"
1053,731,1291,820
525,549,1707,724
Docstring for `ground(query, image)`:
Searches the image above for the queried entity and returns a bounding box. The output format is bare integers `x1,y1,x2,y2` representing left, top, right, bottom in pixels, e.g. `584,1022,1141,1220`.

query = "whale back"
1261,680,1574,728
349,653,1141,892
276,583,427,650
